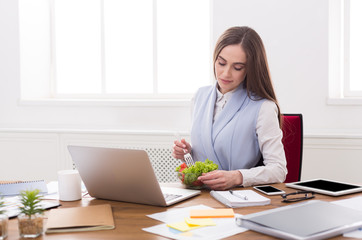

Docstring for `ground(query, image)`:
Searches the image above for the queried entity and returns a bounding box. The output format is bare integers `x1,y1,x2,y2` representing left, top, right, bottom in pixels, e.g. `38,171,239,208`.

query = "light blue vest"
190,83,265,170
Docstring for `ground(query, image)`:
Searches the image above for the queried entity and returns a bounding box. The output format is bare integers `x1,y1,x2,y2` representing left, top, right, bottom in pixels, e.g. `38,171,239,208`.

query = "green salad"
176,159,218,186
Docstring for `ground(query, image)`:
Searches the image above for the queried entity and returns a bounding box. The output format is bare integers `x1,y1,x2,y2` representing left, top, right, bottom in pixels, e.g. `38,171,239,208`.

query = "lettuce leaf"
177,159,218,185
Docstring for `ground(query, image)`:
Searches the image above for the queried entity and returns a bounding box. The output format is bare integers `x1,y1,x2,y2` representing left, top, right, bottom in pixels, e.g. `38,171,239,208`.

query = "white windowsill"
1,127,362,139
327,97,362,106
0,128,187,135
18,98,192,108
305,130,362,139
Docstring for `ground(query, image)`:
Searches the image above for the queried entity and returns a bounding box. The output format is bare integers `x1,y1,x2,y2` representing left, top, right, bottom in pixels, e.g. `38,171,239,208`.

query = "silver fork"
175,132,194,167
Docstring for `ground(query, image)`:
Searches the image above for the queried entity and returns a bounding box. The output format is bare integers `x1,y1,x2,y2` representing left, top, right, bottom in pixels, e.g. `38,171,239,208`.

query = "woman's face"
215,44,247,94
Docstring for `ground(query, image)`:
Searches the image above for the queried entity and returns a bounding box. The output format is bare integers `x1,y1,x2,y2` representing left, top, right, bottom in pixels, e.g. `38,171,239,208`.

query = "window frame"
47,0,212,101
328,0,362,105
343,0,362,98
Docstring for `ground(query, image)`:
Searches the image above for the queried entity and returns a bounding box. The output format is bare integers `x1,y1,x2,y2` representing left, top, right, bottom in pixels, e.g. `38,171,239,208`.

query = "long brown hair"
213,26,282,128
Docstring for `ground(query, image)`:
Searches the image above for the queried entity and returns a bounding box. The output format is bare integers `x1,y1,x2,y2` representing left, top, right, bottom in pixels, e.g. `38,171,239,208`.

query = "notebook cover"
46,204,115,233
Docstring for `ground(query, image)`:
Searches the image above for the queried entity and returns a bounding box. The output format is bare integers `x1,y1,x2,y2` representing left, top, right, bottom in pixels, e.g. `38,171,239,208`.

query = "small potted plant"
18,189,44,238
0,195,8,240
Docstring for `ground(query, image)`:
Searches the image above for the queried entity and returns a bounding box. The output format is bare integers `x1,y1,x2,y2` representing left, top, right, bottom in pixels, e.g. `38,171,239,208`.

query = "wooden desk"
6,183,362,239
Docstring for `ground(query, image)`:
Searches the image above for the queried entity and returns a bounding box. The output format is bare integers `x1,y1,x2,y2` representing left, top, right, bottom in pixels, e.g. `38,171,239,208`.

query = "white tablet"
285,179,362,196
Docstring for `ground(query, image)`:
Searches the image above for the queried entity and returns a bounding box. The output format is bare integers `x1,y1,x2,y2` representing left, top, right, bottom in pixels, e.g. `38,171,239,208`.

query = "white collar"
216,87,236,102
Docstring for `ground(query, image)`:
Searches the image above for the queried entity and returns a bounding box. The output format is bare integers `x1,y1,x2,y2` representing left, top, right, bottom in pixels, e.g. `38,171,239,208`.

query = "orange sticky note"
189,209,235,218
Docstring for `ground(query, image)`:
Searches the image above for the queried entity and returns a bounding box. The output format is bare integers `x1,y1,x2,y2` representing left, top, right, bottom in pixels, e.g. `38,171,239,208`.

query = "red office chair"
282,114,303,183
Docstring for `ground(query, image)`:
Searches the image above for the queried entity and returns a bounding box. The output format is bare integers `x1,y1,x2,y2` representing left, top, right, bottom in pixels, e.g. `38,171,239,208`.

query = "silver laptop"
237,200,362,240
67,145,200,206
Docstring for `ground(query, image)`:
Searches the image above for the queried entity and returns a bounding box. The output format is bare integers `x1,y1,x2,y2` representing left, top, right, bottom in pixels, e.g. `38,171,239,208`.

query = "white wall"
1,0,362,182
213,0,362,134
0,0,191,132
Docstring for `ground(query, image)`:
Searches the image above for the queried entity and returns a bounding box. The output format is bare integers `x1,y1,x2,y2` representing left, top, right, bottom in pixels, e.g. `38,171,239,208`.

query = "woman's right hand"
172,138,192,160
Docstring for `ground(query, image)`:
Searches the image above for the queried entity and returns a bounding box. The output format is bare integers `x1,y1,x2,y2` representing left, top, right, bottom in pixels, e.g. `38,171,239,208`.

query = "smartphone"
253,185,285,195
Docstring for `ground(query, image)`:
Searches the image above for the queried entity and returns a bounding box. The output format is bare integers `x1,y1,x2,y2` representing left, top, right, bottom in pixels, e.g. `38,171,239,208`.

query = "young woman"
173,26,287,190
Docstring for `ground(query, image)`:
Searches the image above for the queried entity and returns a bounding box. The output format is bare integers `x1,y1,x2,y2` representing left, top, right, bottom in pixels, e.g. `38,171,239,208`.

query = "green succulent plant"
0,195,5,215
19,189,44,218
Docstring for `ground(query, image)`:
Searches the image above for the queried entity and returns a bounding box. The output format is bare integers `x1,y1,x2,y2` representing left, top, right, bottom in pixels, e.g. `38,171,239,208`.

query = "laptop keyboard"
163,193,182,202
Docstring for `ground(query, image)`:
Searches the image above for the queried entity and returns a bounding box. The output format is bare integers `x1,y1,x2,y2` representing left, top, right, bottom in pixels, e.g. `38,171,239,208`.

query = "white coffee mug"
58,169,82,201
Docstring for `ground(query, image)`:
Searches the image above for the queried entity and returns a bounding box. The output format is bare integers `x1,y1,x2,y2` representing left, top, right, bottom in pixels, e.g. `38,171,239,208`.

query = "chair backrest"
282,114,303,183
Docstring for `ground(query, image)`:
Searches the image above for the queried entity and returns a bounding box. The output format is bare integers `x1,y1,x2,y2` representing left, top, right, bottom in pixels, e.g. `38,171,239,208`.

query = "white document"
147,204,212,223
210,190,270,208
343,229,362,239
2,196,60,218
332,196,362,211
332,196,362,238
143,204,247,240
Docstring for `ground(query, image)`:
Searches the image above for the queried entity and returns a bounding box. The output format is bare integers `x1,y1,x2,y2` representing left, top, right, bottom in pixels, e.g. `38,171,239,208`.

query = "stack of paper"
210,190,270,208
1,196,60,218
332,196,362,238
167,209,234,232
143,204,247,240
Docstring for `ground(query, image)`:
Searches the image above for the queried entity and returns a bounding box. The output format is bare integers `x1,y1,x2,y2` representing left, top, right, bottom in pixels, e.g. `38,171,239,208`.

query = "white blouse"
213,88,235,121
240,100,287,187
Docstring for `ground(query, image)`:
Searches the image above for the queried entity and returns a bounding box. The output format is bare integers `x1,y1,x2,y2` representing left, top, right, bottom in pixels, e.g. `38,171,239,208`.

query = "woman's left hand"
197,170,243,190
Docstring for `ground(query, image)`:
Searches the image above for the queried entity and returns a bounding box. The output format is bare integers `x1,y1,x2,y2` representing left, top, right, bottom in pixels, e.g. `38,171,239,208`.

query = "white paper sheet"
2,196,60,218
143,204,247,239
332,196,362,211
147,204,212,223
344,228,362,239
332,196,362,238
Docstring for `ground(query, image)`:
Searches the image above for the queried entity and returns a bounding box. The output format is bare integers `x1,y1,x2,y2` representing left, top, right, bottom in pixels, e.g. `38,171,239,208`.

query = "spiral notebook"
210,190,270,208
0,180,48,196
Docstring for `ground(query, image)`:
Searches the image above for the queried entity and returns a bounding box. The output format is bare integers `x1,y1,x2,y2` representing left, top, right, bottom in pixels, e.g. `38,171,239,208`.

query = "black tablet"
285,179,362,196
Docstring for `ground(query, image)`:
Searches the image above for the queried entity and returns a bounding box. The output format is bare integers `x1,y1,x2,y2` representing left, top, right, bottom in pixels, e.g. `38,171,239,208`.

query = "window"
344,0,362,97
19,0,211,101
329,0,362,102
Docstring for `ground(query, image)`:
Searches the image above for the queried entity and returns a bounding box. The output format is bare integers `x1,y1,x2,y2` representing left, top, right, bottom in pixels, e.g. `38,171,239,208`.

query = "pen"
229,190,248,200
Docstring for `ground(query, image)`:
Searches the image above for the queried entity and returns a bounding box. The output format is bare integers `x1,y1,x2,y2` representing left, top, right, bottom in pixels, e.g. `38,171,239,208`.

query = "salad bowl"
175,159,218,190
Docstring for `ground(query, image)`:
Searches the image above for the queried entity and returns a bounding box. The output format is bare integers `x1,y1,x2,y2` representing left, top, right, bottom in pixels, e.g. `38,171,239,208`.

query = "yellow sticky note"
179,232,194,236
190,209,235,218
185,217,216,226
167,221,201,232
